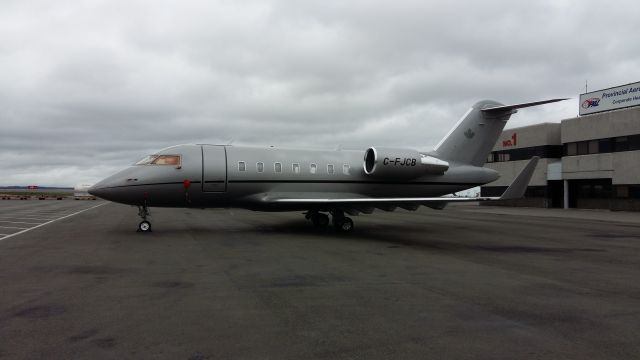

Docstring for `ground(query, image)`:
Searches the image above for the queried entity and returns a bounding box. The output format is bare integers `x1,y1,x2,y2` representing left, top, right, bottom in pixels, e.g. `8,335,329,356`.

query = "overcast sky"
1,0,638,186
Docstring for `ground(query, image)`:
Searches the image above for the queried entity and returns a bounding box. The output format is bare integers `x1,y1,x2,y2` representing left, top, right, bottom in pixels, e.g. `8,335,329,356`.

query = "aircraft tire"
335,217,354,232
138,220,152,232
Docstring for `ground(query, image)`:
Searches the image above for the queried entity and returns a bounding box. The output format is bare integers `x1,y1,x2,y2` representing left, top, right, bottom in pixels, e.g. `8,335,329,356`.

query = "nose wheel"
137,204,152,232
138,220,152,232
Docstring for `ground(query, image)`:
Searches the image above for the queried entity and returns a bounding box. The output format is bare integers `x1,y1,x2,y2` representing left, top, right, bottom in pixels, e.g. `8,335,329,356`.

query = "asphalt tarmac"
0,200,639,359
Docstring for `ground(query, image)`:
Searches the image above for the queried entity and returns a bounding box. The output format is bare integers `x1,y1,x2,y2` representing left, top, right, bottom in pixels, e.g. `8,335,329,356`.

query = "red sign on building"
502,133,517,147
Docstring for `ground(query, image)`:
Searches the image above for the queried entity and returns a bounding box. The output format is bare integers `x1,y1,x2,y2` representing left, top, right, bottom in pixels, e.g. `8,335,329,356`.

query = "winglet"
499,156,540,200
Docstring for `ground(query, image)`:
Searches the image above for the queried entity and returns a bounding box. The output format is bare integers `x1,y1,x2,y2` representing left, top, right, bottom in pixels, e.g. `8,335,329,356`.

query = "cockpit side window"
152,155,181,165
136,154,181,166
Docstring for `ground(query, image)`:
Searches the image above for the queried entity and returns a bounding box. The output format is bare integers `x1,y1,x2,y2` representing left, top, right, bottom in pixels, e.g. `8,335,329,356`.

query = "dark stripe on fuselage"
227,180,482,186
99,181,201,190
99,180,480,190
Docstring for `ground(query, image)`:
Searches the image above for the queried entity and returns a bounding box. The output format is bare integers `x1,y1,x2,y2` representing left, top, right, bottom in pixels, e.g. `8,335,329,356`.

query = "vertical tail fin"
433,99,567,166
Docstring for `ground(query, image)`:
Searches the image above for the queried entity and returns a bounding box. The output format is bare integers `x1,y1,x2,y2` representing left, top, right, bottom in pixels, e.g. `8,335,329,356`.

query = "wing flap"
268,195,499,204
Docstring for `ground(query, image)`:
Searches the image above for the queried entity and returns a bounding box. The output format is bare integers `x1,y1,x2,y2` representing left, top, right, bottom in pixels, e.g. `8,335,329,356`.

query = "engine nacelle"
363,147,447,179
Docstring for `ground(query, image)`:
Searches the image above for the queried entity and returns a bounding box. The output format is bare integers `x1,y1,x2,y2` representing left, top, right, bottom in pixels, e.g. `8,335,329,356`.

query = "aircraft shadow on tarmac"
265,220,606,254
117,219,605,255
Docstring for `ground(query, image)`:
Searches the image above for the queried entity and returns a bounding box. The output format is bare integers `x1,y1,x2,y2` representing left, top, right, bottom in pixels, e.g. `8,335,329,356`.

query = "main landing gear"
305,210,354,232
137,204,151,232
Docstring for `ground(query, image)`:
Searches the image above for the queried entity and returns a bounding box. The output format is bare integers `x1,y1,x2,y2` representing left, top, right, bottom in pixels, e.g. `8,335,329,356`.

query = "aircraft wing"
262,157,539,211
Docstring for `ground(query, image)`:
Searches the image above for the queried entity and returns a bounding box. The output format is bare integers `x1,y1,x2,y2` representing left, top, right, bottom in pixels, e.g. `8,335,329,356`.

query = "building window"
498,153,510,162
487,154,494,163
327,164,334,174
577,141,589,155
614,137,629,152
588,140,599,154
292,163,300,174
343,164,350,175
616,185,629,198
599,138,612,153
566,142,577,156
274,162,282,173
256,162,264,173
238,161,246,172
310,163,317,174
630,135,640,151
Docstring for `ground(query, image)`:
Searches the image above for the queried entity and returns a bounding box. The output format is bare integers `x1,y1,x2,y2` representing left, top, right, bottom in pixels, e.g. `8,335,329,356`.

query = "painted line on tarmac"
0,216,56,221
0,225,28,229
0,220,43,225
0,203,107,242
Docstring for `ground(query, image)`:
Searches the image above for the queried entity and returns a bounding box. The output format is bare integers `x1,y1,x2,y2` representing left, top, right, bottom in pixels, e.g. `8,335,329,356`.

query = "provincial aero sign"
580,81,640,116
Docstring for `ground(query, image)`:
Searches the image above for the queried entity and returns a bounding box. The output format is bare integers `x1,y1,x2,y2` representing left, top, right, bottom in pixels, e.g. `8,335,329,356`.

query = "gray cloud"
1,0,639,185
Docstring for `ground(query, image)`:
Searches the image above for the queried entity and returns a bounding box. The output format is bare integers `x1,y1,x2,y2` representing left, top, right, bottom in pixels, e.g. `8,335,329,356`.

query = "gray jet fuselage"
92,144,499,211
90,98,566,232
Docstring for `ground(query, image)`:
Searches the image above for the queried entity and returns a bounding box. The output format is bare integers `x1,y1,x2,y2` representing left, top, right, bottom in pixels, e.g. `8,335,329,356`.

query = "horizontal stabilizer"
481,98,568,114
499,156,540,200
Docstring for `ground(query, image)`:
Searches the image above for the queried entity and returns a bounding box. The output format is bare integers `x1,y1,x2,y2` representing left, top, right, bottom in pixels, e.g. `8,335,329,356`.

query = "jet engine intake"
364,147,449,178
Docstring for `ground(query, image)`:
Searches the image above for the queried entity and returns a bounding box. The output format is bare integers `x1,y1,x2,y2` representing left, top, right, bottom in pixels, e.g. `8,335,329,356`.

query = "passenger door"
202,145,227,192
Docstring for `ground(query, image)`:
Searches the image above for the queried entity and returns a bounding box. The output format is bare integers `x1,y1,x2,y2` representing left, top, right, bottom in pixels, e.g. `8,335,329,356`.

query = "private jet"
89,99,566,232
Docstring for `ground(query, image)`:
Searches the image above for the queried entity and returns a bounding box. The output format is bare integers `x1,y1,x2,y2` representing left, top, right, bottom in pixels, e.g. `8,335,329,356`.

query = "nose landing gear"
137,204,151,232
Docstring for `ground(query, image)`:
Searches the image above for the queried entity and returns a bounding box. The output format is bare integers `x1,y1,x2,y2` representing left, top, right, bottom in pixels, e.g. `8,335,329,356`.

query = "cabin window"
327,164,334,174
343,164,350,175
292,163,300,174
238,161,246,171
257,162,264,173
274,162,282,173
310,163,317,174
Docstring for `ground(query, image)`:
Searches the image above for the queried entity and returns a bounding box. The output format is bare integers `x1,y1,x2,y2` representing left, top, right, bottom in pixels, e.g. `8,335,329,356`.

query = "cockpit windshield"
135,155,158,165
153,155,181,165
134,155,181,166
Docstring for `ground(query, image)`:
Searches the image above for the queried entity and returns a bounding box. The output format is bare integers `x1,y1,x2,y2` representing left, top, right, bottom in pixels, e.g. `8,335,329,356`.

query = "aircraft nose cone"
88,184,106,198
88,178,117,200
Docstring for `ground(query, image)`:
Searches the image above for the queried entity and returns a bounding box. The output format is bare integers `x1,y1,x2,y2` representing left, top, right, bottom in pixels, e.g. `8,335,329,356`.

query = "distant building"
74,183,96,200
482,82,640,211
